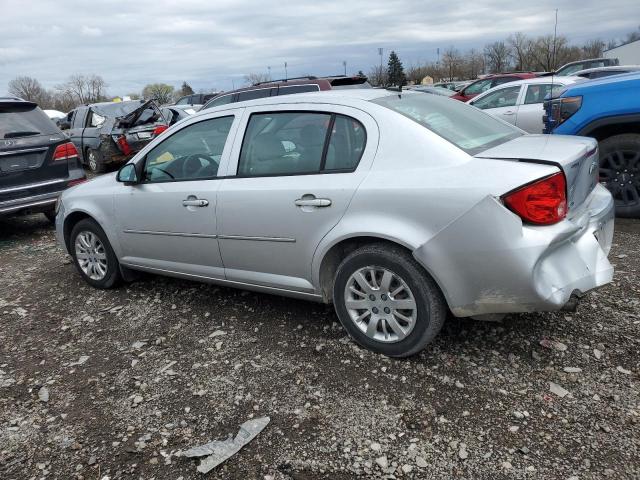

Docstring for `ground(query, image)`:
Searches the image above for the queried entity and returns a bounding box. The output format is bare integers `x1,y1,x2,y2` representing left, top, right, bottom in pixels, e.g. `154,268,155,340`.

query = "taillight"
53,142,79,161
548,96,582,127
502,172,567,225
117,135,132,156
153,124,168,136
67,178,87,187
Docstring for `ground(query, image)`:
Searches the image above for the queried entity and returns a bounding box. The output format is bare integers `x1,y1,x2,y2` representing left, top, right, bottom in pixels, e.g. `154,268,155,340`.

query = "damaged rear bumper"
413,184,614,317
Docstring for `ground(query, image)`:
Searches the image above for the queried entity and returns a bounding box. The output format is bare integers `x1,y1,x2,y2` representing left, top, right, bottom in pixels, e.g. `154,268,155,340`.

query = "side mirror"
117,163,139,184
58,120,70,130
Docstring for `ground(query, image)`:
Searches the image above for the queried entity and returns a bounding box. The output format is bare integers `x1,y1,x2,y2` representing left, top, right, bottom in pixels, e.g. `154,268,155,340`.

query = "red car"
450,73,537,102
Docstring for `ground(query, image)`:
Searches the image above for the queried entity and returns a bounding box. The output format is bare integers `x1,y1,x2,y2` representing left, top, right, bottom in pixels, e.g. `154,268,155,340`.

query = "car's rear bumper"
0,190,62,216
413,184,614,317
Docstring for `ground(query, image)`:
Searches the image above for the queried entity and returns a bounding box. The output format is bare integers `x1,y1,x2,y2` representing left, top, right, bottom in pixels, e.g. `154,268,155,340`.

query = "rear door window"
463,79,493,95
204,94,235,109
523,84,558,104
472,86,521,109
324,115,366,171
0,104,58,139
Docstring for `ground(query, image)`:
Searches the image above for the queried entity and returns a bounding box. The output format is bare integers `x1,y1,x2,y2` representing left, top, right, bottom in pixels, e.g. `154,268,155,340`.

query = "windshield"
372,93,522,155
0,104,58,139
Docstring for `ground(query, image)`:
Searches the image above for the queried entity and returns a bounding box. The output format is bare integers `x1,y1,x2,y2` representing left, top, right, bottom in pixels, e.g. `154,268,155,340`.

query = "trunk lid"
475,134,599,212
115,100,163,129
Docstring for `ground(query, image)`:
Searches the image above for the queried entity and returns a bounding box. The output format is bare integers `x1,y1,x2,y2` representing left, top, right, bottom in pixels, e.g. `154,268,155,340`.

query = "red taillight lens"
67,178,87,187
53,142,79,161
153,124,168,136
117,136,132,156
503,172,567,225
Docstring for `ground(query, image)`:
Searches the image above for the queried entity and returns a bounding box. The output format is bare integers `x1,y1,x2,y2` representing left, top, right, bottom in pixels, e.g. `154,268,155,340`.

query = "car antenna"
551,8,558,86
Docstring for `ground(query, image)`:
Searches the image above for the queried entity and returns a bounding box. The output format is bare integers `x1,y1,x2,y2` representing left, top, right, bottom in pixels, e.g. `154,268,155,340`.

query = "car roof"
195,88,398,115
563,70,640,91
573,65,640,75
486,75,582,87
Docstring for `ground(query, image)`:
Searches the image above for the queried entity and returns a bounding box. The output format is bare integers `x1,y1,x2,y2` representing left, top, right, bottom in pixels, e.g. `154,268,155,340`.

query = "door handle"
182,198,209,207
295,197,331,207
503,111,515,116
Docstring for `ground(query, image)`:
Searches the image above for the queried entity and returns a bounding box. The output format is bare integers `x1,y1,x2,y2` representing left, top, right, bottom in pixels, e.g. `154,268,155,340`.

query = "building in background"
604,39,640,65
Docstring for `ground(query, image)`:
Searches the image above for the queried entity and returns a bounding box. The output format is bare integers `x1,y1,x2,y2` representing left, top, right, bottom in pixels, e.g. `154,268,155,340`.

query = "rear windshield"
372,93,522,155
330,77,372,89
0,104,58,139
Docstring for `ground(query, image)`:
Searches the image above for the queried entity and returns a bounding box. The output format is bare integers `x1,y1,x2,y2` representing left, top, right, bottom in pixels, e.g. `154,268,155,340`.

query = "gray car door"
515,83,561,133
67,107,87,160
114,113,241,279
470,85,523,126
217,104,378,293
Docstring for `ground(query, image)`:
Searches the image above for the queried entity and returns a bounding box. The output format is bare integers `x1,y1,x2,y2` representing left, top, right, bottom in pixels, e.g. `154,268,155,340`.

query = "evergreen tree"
386,51,406,86
180,81,194,97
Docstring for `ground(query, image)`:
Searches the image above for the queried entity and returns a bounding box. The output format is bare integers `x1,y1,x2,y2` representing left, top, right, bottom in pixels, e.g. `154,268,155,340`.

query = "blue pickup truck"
544,72,640,217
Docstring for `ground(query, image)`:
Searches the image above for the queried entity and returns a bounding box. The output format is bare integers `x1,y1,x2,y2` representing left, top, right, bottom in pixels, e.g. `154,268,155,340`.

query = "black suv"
0,97,86,221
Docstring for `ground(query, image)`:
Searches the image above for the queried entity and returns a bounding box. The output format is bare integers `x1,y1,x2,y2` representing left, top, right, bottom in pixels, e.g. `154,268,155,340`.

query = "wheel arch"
315,234,449,308
63,209,118,255
579,114,640,141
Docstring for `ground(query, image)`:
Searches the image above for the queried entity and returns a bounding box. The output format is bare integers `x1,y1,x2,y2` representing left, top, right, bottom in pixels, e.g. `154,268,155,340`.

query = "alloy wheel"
343,266,417,343
600,149,640,207
88,151,98,172
74,231,108,280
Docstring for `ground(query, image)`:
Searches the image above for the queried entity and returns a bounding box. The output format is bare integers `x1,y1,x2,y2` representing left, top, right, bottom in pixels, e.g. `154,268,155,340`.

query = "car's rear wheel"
87,148,106,174
70,218,121,288
599,134,640,218
332,243,446,357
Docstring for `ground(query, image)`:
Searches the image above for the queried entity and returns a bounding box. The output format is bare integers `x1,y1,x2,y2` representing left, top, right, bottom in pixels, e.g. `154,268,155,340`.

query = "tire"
599,134,640,218
43,209,56,224
86,148,106,174
332,243,446,358
70,218,121,289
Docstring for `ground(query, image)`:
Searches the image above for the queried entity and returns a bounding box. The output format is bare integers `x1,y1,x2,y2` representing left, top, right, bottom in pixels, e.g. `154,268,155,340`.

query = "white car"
467,77,583,133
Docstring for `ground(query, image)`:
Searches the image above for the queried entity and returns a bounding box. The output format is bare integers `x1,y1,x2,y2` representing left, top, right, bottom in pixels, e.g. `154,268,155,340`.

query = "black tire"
70,218,121,289
599,134,640,218
332,243,446,358
86,148,106,174
43,209,56,224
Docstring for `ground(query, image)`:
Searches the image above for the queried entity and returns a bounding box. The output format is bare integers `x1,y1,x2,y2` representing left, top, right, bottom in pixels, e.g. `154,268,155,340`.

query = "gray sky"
1,0,638,95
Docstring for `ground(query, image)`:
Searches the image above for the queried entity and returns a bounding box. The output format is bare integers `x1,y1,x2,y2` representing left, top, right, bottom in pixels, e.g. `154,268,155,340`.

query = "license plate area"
0,152,43,173
137,131,152,139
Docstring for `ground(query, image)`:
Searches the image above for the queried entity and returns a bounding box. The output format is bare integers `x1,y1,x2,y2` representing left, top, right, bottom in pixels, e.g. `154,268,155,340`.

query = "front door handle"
503,110,515,116
182,198,209,207
295,197,332,207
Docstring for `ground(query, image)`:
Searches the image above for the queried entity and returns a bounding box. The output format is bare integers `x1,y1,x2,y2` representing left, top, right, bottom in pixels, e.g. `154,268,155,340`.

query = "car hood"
63,171,118,200
476,134,599,212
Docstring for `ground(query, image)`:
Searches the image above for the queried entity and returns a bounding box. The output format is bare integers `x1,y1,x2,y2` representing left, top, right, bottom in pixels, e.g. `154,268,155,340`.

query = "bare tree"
57,74,108,105
441,46,464,80
368,65,387,87
406,63,430,84
508,33,535,71
244,73,271,85
582,39,606,58
484,41,512,73
464,49,484,79
141,83,174,104
7,76,50,105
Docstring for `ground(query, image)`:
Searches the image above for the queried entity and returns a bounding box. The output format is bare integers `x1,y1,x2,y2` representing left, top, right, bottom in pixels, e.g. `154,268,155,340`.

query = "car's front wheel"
70,218,121,288
332,243,446,357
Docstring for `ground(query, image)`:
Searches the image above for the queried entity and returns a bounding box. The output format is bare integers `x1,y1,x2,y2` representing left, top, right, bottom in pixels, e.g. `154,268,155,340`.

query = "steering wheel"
181,154,209,178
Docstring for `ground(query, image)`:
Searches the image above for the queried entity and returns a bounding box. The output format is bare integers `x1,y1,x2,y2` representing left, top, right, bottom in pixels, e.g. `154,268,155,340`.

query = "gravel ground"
0,214,638,480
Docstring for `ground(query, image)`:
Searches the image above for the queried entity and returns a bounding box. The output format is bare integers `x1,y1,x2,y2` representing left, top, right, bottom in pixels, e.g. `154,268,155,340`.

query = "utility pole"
284,62,288,81
343,60,347,76
378,48,383,86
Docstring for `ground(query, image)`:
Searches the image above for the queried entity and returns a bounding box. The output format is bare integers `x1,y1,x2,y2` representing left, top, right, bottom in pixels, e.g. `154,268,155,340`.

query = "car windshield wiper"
3,131,41,139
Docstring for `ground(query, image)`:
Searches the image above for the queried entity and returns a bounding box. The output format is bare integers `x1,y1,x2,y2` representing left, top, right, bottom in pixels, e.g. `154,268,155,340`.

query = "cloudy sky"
1,0,638,96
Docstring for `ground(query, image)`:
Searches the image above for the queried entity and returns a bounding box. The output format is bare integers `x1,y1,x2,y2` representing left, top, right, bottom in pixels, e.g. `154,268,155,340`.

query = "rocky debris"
549,382,570,398
37,386,49,402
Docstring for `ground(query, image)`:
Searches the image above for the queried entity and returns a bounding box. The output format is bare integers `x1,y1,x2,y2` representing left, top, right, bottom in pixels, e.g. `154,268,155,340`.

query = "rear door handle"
503,110,515,116
182,198,209,207
295,197,331,207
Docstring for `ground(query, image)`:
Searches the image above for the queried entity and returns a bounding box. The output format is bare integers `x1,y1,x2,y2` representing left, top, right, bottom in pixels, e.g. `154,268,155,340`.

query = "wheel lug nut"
372,307,379,314
384,307,391,314
369,294,376,301
381,294,388,301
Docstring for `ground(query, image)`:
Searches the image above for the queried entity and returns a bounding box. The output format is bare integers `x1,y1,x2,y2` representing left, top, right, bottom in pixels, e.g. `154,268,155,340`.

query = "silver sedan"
55,90,614,357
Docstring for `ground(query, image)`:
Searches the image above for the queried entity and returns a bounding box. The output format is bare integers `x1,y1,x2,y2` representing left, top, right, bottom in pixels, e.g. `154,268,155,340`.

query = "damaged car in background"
55,90,615,358
59,100,168,173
